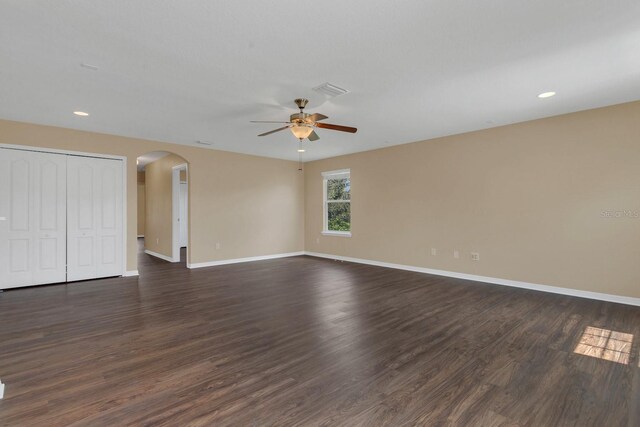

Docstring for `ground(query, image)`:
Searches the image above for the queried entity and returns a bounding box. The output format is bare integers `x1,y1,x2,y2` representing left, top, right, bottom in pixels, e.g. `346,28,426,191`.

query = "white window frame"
322,169,352,237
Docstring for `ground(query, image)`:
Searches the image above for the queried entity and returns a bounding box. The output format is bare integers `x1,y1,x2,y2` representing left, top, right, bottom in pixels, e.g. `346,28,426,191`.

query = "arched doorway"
136,151,189,264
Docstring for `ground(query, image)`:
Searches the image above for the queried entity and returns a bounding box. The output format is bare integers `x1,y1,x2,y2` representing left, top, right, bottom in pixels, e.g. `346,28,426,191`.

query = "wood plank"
0,240,639,425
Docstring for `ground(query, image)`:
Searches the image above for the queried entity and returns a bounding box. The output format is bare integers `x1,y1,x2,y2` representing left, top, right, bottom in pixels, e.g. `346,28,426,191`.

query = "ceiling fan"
251,98,357,141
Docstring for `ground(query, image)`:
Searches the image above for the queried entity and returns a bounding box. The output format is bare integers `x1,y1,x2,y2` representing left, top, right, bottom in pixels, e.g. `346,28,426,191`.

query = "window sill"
322,231,352,238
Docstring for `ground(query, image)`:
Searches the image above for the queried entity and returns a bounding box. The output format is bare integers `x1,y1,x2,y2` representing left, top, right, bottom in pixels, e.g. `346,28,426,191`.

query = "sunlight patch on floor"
574,326,632,365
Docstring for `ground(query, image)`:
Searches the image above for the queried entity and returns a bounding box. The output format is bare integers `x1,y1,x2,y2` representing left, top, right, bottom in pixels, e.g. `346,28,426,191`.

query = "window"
322,169,351,236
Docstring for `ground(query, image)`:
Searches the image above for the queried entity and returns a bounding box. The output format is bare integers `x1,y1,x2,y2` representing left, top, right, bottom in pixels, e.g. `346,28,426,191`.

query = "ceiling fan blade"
251,120,291,123
315,122,358,133
258,126,290,137
308,130,320,141
307,113,328,122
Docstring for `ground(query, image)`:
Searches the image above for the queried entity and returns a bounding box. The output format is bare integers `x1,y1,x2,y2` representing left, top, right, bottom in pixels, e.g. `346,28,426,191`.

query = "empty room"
1,1,639,425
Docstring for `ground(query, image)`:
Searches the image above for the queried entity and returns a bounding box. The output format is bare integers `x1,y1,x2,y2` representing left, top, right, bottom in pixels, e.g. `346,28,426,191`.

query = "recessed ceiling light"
538,91,556,99
73,111,89,116
297,149,306,153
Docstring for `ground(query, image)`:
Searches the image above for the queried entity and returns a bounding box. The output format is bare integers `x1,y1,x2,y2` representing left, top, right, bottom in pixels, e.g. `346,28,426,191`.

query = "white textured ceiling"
1,1,639,161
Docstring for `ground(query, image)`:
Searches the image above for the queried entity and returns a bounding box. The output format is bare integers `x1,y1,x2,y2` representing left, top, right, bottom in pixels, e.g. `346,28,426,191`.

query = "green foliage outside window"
327,178,350,231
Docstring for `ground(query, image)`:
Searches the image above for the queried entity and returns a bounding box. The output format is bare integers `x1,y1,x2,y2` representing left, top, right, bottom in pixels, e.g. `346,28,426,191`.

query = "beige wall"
144,154,187,257
305,101,640,299
3,101,638,299
137,172,145,236
0,119,305,272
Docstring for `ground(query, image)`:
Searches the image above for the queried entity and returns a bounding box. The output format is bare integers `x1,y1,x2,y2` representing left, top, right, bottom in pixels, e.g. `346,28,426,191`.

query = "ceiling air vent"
313,82,349,97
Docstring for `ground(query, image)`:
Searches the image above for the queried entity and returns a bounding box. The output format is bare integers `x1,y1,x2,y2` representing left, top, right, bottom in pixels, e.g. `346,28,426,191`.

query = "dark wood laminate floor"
1,241,640,426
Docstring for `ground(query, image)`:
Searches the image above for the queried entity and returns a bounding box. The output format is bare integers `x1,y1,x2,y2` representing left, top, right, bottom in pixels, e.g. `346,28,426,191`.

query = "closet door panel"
9,158,30,231
5,156,32,286
8,236,28,275
67,160,96,281
67,156,123,281
0,149,67,289
96,160,122,277
32,154,67,284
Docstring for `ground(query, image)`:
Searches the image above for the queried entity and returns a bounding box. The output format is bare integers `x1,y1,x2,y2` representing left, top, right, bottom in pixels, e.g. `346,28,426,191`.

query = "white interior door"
67,156,123,281
179,182,188,248
0,149,67,289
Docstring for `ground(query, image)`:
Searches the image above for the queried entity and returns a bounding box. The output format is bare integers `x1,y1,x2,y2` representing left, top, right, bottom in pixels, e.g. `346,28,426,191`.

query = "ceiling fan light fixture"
252,98,357,141
290,124,314,140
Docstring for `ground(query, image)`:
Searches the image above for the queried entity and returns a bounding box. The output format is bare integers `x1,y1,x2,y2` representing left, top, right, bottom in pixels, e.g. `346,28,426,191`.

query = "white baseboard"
304,251,640,307
187,251,304,269
144,249,174,262
123,270,139,277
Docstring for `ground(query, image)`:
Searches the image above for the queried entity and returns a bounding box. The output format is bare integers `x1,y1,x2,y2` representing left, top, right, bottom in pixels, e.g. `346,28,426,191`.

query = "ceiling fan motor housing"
290,112,311,123
294,98,309,110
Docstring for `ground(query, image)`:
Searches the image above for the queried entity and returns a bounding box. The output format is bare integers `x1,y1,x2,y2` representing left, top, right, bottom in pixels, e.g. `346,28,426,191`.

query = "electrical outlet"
215,242,221,250
156,238,159,245
471,252,480,261
316,237,320,244
431,248,437,256
453,250,460,259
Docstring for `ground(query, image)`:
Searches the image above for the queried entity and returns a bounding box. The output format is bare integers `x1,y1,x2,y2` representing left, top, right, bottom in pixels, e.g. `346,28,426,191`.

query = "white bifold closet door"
67,156,123,281
0,149,67,289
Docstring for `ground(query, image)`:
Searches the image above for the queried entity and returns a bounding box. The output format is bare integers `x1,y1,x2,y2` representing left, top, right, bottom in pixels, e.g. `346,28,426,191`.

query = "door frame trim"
171,163,188,263
0,144,128,278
